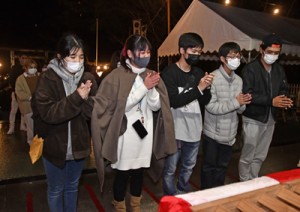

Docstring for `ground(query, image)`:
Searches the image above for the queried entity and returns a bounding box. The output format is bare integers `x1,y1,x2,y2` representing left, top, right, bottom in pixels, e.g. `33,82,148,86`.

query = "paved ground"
0,117,299,212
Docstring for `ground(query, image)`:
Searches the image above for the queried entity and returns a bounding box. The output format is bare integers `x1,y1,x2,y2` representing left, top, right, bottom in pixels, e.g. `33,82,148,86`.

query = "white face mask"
226,58,240,70
28,68,37,75
263,53,279,64
65,61,83,73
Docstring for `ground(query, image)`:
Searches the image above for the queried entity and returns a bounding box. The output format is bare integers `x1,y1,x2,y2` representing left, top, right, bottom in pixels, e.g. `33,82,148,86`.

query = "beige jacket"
15,73,39,114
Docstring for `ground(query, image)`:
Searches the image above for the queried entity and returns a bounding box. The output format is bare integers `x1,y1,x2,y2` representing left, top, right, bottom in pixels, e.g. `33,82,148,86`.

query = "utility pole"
95,18,99,67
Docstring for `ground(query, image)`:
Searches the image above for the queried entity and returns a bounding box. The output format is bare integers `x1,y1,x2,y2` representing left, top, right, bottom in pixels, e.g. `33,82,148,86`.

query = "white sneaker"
7,128,14,135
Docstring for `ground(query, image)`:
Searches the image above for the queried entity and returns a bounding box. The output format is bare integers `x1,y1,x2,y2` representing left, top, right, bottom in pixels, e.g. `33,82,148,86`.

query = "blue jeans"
163,140,200,195
43,157,85,212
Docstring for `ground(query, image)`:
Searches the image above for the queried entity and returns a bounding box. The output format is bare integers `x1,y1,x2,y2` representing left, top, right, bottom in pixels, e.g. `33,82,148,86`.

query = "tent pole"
167,0,170,34
157,56,160,73
248,51,251,63
167,0,171,65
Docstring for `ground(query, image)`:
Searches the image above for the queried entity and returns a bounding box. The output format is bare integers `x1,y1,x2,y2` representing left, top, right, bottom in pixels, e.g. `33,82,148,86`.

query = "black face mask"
185,54,200,65
133,56,150,68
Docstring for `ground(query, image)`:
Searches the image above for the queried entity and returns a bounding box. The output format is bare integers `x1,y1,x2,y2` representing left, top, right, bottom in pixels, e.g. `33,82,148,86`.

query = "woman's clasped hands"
144,72,160,90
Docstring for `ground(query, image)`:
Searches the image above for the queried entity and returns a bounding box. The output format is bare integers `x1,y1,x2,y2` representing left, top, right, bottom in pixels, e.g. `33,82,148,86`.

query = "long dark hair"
120,35,151,71
55,33,87,66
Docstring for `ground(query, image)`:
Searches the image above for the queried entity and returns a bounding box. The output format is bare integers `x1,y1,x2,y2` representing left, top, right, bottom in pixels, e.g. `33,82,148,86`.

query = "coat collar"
218,64,235,83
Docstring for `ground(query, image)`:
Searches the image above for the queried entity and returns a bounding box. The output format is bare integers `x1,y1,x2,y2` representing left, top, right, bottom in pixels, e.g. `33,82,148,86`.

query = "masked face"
263,53,279,65
63,48,84,74
133,56,150,68
129,47,151,69
65,61,83,73
226,58,241,70
185,54,200,66
261,46,280,65
28,68,37,75
182,47,202,66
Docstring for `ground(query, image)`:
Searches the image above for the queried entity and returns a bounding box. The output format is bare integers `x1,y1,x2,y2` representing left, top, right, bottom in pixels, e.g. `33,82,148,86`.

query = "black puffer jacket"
242,58,288,123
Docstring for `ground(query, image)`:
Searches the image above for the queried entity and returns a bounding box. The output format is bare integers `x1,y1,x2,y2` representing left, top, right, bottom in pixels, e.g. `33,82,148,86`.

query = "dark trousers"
201,135,232,189
113,168,144,201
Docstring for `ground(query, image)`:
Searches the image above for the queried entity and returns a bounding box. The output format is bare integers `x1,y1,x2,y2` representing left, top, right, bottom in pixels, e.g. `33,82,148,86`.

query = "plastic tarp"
158,0,300,58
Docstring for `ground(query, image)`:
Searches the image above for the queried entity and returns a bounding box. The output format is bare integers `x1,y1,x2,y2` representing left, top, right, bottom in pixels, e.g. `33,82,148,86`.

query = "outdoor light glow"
273,8,280,15
225,0,231,6
103,64,109,70
96,66,101,70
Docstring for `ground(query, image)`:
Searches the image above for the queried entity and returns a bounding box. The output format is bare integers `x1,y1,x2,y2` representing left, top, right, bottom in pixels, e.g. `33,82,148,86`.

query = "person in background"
91,35,176,212
7,54,27,134
31,33,97,212
98,50,121,85
41,62,48,72
239,33,293,182
201,42,252,189
109,50,122,70
161,32,214,195
15,59,39,145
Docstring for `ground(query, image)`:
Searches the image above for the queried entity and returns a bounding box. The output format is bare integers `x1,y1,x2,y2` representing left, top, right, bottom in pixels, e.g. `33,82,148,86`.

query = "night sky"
0,0,299,62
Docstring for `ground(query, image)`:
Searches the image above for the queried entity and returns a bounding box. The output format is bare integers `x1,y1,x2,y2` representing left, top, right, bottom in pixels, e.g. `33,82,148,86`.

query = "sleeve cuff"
197,86,204,95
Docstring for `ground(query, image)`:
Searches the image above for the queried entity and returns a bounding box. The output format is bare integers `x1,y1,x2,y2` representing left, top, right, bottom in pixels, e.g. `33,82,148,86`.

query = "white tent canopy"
158,0,300,58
